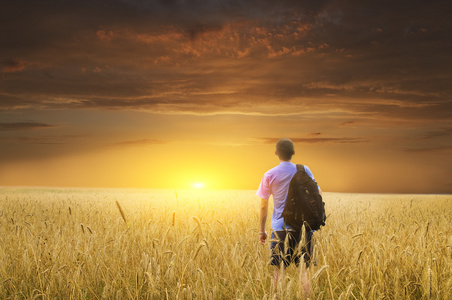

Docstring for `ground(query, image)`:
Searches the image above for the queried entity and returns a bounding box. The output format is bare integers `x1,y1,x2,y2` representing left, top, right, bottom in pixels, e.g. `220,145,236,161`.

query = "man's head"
275,138,295,161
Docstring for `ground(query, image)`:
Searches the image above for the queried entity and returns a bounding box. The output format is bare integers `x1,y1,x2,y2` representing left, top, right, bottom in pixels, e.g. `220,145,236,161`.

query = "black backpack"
282,164,326,231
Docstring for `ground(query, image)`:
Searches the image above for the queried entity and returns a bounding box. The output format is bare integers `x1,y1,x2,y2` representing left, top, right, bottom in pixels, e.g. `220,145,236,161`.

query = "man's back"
257,161,316,231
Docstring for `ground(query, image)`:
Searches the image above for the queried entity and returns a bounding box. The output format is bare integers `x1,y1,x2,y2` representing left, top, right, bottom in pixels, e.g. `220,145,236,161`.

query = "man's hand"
259,232,267,245
259,198,269,244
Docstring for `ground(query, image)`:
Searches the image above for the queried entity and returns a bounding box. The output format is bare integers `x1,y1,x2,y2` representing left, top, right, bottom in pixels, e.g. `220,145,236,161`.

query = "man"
256,138,321,293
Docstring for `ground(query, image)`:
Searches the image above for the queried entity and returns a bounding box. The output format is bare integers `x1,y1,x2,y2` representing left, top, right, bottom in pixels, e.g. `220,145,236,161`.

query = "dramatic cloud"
114,139,168,146
0,134,84,144
0,122,55,131
402,145,452,154
0,136,64,145
422,128,452,139
0,0,450,119
2,59,26,73
309,132,322,136
339,121,356,126
257,137,370,144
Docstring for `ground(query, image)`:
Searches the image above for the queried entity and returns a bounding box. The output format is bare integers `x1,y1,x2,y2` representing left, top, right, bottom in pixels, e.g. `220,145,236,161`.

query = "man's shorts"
270,229,313,267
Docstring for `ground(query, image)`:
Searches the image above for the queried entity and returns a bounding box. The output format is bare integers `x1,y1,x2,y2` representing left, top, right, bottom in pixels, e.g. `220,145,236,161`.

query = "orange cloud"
257,137,370,144
114,139,167,146
96,29,114,41
0,122,55,131
2,59,26,73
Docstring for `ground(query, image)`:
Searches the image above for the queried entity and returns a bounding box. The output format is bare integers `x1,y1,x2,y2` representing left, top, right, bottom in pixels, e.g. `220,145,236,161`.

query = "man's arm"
259,198,269,245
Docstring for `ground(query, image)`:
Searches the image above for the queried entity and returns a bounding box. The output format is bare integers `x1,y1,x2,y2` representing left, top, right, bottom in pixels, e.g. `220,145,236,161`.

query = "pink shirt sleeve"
256,172,272,200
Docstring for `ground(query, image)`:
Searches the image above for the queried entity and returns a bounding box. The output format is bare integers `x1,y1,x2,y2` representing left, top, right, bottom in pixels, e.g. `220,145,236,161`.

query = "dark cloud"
401,145,452,154
114,139,167,146
186,23,224,41
422,127,452,139
257,137,370,144
0,136,64,145
2,59,26,73
339,121,355,126
0,134,92,166
0,0,451,120
0,134,83,144
0,122,55,131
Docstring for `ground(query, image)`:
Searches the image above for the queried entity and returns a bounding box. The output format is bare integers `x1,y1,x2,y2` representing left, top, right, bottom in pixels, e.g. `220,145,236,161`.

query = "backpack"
282,164,326,231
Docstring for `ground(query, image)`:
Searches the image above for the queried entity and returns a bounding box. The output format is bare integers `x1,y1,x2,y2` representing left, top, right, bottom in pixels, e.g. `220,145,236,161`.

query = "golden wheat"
0,188,450,299
116,200,128,224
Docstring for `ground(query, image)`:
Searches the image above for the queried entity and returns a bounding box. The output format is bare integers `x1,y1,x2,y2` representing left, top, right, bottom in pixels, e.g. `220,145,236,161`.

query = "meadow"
0,187,451,299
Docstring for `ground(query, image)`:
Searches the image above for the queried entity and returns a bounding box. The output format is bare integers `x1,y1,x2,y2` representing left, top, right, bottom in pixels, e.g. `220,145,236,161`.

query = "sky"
0,0,451,193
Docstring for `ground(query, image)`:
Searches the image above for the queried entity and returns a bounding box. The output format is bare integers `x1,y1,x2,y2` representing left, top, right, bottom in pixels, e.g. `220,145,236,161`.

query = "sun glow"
192,182,205,189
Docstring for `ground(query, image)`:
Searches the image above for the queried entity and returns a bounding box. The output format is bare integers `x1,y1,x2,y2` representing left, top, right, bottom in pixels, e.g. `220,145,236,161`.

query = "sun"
192,182,205,189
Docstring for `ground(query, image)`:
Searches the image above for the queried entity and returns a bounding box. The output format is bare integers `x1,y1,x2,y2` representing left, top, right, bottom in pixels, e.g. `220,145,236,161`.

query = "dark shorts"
270,229,313,267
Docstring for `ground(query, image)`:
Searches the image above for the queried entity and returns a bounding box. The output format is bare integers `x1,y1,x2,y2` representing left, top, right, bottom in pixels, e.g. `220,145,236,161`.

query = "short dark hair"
276,138,294,160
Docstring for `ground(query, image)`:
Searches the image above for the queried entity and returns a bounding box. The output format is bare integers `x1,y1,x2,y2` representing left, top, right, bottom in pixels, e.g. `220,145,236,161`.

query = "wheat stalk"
193,216,203,236
345,283,354,299
116,201,127,224
312,265,329,281
193,242,206,260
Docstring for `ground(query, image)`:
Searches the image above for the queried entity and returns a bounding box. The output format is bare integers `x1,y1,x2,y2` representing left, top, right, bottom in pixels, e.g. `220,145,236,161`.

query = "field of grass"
0,187,451,299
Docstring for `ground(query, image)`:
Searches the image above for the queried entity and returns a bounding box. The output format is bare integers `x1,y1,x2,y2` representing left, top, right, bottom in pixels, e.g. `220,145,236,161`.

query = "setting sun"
192,182,205,189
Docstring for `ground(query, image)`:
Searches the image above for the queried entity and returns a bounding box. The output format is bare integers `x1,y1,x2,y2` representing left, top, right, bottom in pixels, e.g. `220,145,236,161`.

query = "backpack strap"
284,164,304,232
297,164,305,174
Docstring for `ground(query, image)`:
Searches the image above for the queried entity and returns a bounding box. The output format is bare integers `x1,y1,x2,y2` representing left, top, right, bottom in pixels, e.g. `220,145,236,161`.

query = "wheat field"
0,187,451,299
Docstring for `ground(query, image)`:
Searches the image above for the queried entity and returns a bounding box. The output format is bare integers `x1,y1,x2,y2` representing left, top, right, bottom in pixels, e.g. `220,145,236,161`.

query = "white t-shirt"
256,161,317,231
